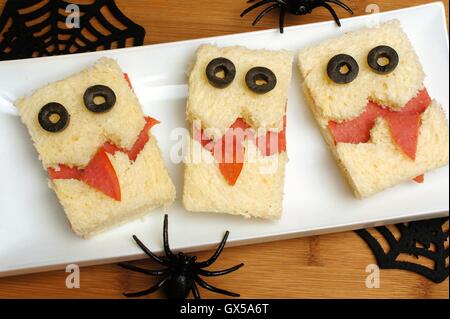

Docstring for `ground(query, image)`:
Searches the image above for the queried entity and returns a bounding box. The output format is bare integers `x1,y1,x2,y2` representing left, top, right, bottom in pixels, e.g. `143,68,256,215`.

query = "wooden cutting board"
0,0,448,298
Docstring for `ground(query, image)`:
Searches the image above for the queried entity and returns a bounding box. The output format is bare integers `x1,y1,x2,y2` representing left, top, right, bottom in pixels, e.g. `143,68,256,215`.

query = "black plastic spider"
240,0,354,33
119,215,244,299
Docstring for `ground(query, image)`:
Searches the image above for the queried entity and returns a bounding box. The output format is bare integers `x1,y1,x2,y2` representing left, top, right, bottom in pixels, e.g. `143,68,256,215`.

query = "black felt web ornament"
0,0,145,61
356,217,449,283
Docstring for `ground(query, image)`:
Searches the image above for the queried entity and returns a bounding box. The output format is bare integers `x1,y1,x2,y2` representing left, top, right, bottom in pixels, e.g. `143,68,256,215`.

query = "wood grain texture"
0,0,448,299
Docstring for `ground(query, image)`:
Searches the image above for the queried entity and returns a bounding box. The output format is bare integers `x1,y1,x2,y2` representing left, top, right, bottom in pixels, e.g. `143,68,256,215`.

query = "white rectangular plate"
0,3,449,277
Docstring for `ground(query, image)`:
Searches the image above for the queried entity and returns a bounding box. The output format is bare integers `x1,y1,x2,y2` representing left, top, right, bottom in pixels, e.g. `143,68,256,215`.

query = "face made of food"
16,58,155,201
298,20,431,162
186,45,293,185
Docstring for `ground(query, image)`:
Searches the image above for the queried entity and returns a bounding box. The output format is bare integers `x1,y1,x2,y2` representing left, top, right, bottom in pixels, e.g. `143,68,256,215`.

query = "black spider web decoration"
355,217,449,283
0,0,145,61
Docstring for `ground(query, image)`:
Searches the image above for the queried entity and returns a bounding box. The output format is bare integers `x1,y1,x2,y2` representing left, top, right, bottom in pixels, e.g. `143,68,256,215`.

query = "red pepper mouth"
194,116,287,186
48,116,160,201
328,89,431,161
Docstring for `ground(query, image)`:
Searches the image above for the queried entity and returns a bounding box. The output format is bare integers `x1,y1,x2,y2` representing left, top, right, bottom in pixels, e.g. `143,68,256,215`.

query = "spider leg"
196,231,229,268
194,275,240,297
118,262,167,276
279,8,286,33
325,0,354,14
132,235,168,266
123,277,169,298
317,3,342,27
163,214,174,258
240,0,274,17
197,263,244,277
252,4,279,26
192,282,201,299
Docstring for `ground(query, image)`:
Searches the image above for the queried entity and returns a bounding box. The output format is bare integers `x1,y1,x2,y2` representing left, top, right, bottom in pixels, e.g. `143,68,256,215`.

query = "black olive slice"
206,57,236,88
84,85,117,113
245,67,277,94
38,103,70,133
327,54,359,84
367,45,399,74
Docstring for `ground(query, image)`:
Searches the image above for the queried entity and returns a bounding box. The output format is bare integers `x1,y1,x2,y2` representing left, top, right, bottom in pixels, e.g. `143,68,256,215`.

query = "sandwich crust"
16,58,176,237
184,45,292,218
298,20,449,198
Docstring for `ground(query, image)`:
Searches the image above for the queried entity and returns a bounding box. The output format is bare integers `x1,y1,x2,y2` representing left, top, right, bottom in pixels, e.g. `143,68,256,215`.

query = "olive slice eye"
206,57,236,89
245,67,277,94
84,85,117,113
367,45,399,74
327,54,359,84
38,103,70,133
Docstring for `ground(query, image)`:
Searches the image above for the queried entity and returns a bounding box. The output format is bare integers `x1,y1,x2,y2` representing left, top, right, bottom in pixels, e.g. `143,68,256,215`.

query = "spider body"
119,215,244,299
285,1,311,15
165,253,197,299
240,0,353,33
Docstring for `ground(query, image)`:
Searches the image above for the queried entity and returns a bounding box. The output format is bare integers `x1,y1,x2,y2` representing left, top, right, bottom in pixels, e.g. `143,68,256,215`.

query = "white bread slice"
183,138,287,219
15,58,176,237
298,20,449,198
187,45,293,134
183,45,292,218
298,20,425,122
53,137,175,238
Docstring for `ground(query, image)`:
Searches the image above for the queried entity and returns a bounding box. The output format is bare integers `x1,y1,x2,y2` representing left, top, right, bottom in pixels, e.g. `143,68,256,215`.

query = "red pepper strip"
214,118,251,186
413,175,425,184
194,117,287,186
49,148,121,201
124,73,133,90
384,113,422,161
49,116,159,201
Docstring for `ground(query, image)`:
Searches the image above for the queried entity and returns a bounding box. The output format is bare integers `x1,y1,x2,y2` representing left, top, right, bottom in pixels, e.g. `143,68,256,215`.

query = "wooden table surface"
0,0,448,299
